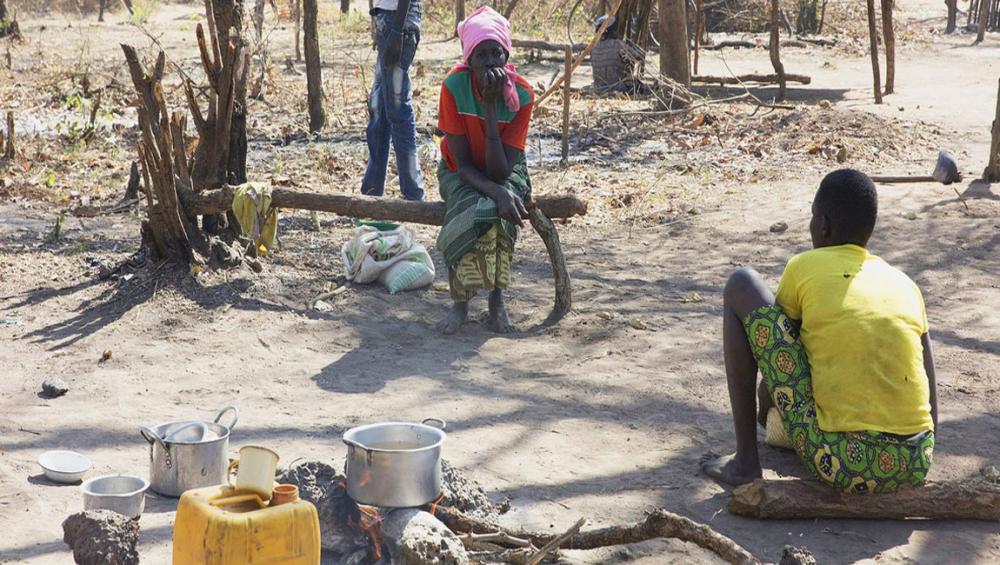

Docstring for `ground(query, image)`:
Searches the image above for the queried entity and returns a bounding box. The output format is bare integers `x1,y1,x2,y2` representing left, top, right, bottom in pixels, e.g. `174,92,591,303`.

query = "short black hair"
815,169,878,238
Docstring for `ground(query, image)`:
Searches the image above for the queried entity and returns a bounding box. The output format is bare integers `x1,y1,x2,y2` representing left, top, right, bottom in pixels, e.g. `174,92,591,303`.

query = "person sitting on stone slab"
435,6,534,335
702,169,938,493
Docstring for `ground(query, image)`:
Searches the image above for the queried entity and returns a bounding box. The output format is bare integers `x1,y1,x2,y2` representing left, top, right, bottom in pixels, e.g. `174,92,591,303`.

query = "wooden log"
729,479,1000,521
866,0,883,104
692,73,810,85
510,39,587,52
702,38,836,51
881,0,895,94
769,0,786,102
303,0,325,132
432,506,758,565
179,186,587,225
986,77,1000,181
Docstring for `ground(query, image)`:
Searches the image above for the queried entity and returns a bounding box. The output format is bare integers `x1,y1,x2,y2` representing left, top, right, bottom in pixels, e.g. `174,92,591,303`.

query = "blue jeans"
362,9,424,201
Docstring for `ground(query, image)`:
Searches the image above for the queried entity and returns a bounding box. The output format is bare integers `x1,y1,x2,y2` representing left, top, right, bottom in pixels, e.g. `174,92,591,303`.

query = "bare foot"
439,301,469,335
487,289,515,334
700,451,762,486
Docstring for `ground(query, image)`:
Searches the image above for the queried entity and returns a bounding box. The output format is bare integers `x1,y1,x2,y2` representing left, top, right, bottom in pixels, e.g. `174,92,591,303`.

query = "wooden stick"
528,206,572,324
534,0,624,109
869,175,936,184
866,0,883,104
881,0,895,94
692,73,810,85
561,46,571,166
432,506,758,565
729,479,1000,521
3,111,13,160
769,0,786,102
459,531,532,548
526,518,585,565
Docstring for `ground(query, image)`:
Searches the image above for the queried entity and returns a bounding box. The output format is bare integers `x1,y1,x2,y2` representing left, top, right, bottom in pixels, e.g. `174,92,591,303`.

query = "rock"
62,510,139,565
381,509,469,565
277,460,340,504
769,221,788,233
41,378,69,398
780,545,817,565
818,99,831,109
314,300,333,312
441,460,504,520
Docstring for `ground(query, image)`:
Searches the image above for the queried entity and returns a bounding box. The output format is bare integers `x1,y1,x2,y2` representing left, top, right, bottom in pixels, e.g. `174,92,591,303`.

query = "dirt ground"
2,1,999,563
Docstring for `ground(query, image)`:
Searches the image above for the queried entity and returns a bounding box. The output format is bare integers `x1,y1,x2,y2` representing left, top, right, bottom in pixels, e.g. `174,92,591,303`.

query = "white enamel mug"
227,445,279,501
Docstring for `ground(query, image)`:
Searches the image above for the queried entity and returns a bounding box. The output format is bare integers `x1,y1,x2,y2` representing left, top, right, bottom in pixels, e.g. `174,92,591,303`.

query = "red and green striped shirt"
437,67,534,172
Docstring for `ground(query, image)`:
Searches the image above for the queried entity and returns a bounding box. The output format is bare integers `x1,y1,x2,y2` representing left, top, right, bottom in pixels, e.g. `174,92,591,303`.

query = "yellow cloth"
231,183,278,253
775,244,932,435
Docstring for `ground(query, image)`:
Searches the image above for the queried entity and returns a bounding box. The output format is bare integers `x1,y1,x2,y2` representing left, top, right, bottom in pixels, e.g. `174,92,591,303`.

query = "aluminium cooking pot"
139,406,239,497
343,418,446,508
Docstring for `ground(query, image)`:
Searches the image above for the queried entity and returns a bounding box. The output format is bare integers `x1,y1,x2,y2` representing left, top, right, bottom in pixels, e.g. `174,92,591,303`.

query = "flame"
357,505,384,560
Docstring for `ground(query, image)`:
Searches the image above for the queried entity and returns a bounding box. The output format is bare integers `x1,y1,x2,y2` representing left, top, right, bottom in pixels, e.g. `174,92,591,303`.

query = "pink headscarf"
456,6,520,113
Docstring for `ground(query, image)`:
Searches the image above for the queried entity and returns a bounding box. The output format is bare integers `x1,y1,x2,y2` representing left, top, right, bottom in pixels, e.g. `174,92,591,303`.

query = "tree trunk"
693,0,703,75
866,0,883,104
769,0,786,102
99,0,106,22
729,479,1000,521
303,0,325,133
454,0,465,36
659,0,690,88
881,0,895,94
208,0,249,186
945,0,958,33
986,77,1000,181
977,0,990,43
340,0,349,14
294,0,302,61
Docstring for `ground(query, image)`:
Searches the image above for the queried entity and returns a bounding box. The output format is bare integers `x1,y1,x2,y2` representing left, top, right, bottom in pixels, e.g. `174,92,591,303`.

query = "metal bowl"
38,450,92,483
81,474,149,519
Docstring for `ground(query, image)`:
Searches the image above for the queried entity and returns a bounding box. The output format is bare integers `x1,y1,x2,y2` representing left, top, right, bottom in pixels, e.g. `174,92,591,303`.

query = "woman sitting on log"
435,6,534,334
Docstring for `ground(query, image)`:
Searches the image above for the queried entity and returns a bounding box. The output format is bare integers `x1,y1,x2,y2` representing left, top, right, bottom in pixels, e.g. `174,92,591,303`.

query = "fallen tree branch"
729,479,1000,521
179,186,589,226
692,73,810,85
432,506,758,565
512,38,587,52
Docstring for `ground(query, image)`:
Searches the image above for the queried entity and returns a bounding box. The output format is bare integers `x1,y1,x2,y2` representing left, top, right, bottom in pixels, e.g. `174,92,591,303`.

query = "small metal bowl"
81,474,149,519
37,450,92,484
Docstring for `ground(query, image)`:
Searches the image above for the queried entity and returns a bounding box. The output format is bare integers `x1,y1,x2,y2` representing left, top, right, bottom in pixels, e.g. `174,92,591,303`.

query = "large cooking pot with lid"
139,406,239,497
343,418,446,508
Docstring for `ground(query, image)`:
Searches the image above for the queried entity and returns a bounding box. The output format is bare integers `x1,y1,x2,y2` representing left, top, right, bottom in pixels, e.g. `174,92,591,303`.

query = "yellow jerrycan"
172,484,320,564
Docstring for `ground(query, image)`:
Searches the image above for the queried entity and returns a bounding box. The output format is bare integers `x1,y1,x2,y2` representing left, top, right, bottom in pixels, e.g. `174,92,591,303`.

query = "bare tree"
976,0,990,44
454,0,465,36
866,0,883,104
945,0,958,33
987,77,1000,181
303,0,325,132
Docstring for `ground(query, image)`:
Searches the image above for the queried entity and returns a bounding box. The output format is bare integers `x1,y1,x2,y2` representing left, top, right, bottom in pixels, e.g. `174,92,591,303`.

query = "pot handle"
214,405,240,430
140,426,172,468
422,417,447,431
343,438,373,466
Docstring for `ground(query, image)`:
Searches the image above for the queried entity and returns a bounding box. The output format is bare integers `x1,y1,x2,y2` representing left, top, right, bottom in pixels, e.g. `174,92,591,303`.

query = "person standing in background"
362,0,425,201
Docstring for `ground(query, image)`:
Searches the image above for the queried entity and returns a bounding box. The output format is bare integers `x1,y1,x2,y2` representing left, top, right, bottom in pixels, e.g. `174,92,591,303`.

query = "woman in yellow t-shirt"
701,169,938,494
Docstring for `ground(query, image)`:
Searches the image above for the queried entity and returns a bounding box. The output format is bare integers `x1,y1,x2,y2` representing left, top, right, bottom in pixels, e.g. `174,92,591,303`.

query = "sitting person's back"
702,168,937,494
777,244,932,436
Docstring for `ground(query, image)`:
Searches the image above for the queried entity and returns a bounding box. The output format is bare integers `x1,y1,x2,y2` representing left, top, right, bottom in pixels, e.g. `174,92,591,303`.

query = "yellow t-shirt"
775,244,933,435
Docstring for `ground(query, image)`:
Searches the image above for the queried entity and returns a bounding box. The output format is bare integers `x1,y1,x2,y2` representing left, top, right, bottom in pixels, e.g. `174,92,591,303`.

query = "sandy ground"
2,1,1000,563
